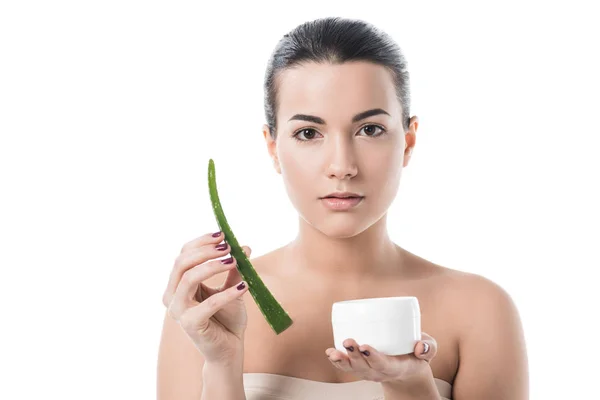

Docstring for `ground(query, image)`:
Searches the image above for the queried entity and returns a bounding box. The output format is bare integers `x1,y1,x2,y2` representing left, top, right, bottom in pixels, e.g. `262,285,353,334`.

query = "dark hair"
263,16,411,140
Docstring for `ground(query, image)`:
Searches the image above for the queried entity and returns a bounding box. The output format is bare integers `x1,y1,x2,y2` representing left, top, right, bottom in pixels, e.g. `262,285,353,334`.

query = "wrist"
204,352,244,373
203,360,243,377
381,366,441,400
204,343,245,369
202,359,246,400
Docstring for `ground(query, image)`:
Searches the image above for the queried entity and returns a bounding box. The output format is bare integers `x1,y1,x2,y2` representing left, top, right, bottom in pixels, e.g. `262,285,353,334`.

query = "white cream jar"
331,296,421,356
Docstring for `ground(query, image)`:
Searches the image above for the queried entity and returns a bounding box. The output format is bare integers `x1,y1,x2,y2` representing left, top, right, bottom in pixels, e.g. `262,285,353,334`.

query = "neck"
283,213,405,281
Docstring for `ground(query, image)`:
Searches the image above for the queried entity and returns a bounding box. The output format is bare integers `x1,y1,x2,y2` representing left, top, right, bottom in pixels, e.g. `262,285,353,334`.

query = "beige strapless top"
243,372,452,400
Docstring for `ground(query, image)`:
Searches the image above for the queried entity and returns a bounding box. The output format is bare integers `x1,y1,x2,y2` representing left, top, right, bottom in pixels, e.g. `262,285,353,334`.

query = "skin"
156,60,529,400
263,60,417,283
241,60,528,397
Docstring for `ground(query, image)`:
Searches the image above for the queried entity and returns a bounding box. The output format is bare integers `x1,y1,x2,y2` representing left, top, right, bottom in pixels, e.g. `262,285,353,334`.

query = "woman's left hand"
325,332,437,383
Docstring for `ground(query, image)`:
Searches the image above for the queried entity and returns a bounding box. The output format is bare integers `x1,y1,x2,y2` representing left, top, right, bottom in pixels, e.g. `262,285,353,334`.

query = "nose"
325,135,358,180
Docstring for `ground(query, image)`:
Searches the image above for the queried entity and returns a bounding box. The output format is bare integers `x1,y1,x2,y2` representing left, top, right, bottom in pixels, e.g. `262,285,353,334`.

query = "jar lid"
331,296,420,323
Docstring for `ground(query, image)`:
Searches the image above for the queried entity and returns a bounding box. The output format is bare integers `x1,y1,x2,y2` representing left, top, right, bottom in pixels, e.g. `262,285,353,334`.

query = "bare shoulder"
452,270,525,344
433,266,519,319
444,268,519,310
442,270,529,398
415,259,521,329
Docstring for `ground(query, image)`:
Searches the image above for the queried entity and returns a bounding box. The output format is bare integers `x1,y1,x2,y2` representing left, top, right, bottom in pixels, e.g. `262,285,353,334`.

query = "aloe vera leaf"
208,158,293,335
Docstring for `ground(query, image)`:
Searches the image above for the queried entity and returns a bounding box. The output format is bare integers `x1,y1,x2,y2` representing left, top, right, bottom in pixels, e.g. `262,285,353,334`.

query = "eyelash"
291,124,387,143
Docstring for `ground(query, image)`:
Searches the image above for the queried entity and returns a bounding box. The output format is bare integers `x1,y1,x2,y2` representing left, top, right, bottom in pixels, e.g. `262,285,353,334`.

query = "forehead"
276,61,400,122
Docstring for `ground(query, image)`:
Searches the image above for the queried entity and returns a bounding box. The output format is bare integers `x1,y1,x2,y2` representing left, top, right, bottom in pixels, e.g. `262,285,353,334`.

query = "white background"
1,1,598,399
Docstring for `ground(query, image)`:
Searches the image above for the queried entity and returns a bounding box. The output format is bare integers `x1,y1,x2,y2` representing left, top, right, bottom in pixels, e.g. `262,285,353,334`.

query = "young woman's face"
264,61,416,238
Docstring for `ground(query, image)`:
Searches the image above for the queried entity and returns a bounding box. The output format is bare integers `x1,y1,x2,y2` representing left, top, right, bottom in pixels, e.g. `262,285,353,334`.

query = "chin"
315,217,372,239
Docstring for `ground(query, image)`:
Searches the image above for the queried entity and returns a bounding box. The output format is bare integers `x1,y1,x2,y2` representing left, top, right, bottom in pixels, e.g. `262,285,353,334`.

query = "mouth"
320,196,364,210
322,196,364,199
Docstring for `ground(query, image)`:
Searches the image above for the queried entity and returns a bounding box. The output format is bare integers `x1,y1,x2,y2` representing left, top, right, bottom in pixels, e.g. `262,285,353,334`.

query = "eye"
291,124,387,143
358,124,386,137
292,127,322,142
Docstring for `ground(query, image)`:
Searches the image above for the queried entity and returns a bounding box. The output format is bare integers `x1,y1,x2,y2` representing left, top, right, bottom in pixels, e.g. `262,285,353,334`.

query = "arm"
452,274,529,400
157,308,247,400
382,365,441,400
157,309,207,399
202,362,246,400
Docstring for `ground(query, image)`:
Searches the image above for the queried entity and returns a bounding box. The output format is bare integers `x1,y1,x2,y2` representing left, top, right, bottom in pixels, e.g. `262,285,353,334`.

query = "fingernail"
344,346,354,352
216,243,228,250
361,350,370,356
212,231,222,237
422,342,429,354
236,281,246,290
221,257,234,264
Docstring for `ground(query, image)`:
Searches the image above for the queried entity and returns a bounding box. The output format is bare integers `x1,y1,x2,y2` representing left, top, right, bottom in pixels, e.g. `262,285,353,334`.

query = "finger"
415,332,437,362
168,255,238,318
178,279,248,333
180,230,224,253
416,341,435,361
356,344,396,376
163,234,231,307
194,245,251,300
166,242,230,305
343,338,371,372
221,246,251,290
327,349,351,371
329,357,345,370
196,282,218,303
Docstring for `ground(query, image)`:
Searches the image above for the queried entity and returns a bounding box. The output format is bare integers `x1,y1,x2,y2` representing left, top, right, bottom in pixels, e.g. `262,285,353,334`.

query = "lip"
320,196,364,211
320,191,364,199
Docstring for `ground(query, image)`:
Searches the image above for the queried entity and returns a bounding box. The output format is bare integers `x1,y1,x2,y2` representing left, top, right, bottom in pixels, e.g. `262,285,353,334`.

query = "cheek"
364,152,403,199
280,143,319,174
364,148,403,177
279,152,318,200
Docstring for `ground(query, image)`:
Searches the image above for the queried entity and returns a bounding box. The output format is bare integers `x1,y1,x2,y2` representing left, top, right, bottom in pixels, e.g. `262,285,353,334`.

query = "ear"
263,124,281,174
403,116,418,168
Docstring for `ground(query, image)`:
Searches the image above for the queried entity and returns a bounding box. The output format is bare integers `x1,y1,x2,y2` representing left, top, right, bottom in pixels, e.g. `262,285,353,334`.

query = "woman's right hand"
162,231,251,366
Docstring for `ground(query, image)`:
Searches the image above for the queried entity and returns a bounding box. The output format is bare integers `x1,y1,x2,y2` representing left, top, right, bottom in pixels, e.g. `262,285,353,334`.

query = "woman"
157,17,529,400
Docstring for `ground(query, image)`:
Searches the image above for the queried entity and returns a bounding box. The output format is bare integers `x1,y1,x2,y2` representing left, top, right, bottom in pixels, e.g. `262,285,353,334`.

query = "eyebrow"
287,108,390,125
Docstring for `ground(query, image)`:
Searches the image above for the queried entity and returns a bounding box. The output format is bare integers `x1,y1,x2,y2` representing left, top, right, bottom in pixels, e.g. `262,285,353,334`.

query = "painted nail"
422,342,430,354
216,243,228,251
212,231,222,237
221,257,234,264
345,346,354,352
236,281,246,290
361,350,370,356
